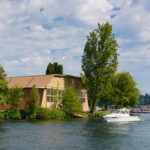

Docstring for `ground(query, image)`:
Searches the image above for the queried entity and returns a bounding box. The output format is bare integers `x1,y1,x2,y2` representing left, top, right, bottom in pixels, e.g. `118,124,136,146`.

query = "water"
0,114,150,150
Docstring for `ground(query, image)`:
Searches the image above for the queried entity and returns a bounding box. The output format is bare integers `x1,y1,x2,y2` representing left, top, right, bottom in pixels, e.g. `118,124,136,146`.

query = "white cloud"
76,0,113,25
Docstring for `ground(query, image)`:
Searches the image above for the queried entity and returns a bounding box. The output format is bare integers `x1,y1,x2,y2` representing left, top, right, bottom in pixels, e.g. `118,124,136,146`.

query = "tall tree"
81,23,119,116
26,85,40,118
7,86,23,109
0,66,7,80
0,66,8,101
62,86,81,115
112,72,140,108
46,62,63,75
46,62,54,74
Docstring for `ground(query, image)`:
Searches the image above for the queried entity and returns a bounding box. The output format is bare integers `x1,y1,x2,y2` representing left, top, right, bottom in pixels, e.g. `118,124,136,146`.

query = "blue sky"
0,0,150,94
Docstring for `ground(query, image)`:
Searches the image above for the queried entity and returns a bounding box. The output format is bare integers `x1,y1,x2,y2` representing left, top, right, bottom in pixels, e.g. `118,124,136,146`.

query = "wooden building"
5,74,89,112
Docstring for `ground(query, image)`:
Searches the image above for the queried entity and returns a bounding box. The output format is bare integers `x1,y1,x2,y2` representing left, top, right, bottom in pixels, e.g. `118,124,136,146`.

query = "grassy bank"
0,108,68,120
0,108,111,120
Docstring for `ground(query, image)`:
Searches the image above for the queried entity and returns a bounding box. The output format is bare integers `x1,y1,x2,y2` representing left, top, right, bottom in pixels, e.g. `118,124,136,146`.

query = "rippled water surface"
0,114,150,150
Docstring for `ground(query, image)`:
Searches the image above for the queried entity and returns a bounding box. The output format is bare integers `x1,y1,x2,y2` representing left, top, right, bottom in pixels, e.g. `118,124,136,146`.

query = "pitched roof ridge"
6,74,80,79
6,74,54,78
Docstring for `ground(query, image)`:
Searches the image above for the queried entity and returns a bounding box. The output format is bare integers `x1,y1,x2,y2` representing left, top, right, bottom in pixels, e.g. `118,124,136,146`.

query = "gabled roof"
6,74,81,88
6,75,52,88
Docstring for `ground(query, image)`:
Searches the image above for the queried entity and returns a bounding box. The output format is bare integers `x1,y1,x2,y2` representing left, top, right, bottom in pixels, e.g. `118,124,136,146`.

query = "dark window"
54,89,57,95
47,88,64,102
47,96,51,102
47,89,51,95
80,98,85,103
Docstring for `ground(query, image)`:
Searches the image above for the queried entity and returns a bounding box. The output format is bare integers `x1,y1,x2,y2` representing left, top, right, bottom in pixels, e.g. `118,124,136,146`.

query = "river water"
0,114,150,150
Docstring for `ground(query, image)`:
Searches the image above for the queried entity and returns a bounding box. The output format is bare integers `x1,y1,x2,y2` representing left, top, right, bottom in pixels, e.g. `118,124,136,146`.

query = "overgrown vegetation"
0,66,8,105
7,86,23,109
36,107,66,119
0,109,26,120
61,86,82,115
26,85,40,119
95,111,111,118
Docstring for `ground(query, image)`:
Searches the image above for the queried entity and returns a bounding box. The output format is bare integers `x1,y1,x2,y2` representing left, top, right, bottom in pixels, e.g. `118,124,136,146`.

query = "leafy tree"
0,66,8,105
26,85,40,117
0,79,8,96
98,79,114,110
62,86,82,115
0,66,7,80
7,86,23,109
112,72,140,108
46,62,63,75
81,23,119,116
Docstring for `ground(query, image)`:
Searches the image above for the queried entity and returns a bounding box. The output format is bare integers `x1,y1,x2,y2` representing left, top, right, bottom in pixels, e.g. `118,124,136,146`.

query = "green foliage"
0,66,8,104
7,86,23,109
36,107,66,119
0,99,7,106
0,109,22,120
112,72,140,108
0,79,8,94
98,79,114,110
0,66,7,80
95,111,110,118
20,110,26,119
0,112,5,119
62,86,82,115
26,85,40,118
46,62,63,75
81,23,119,116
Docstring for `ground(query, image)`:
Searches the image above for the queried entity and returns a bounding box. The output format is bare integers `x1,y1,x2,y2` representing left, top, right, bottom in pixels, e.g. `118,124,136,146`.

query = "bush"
3,109,22,120
0,111,5,119
7,86,23,109
36,107,66,119
95,111,110,118
62,86,82,115
20,110,26,119
26,85,40,118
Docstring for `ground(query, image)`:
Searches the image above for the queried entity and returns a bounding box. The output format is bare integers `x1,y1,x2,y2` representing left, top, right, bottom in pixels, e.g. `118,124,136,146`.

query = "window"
47,88,63,102
47,89,51,95
47,96,51,102
80,98,85,103
77,91,86,103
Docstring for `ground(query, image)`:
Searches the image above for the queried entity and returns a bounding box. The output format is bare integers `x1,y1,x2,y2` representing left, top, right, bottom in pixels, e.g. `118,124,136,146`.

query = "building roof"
6,74,81,88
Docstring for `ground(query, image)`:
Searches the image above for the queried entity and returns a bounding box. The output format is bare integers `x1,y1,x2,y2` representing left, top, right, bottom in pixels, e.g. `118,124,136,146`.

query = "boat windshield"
113,109,129,114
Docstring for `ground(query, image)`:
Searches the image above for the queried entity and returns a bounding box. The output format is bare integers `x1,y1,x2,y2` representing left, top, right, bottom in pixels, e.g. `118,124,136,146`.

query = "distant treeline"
139,94,150,105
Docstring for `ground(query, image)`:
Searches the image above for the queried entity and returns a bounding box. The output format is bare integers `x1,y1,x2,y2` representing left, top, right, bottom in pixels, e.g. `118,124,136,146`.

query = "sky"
0,0,150,94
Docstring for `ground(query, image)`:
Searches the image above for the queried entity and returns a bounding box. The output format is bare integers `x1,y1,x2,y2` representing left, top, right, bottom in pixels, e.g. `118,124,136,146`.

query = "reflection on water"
0,114,150,150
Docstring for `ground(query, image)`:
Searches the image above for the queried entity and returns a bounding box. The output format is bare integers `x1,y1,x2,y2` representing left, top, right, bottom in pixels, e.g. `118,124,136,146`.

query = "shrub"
7,86,23,109
3,109,22,120
36,107,66,119
20,110,26,119
26,85,40,118
95,111,110,118
0,112,5,119
62,86,82,115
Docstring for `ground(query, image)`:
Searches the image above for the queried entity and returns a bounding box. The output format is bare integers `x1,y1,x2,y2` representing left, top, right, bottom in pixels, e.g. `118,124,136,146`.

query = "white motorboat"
103,108,140,122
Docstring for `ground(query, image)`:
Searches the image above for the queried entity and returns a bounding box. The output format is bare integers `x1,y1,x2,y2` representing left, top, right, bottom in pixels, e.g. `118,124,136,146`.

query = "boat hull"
103,116,140,122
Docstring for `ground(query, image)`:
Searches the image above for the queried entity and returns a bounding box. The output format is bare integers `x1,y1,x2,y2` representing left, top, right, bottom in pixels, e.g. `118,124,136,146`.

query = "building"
5,74,89,112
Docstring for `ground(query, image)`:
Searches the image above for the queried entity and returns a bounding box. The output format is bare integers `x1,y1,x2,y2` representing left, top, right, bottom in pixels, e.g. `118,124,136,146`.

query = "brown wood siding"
0,88,44,110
